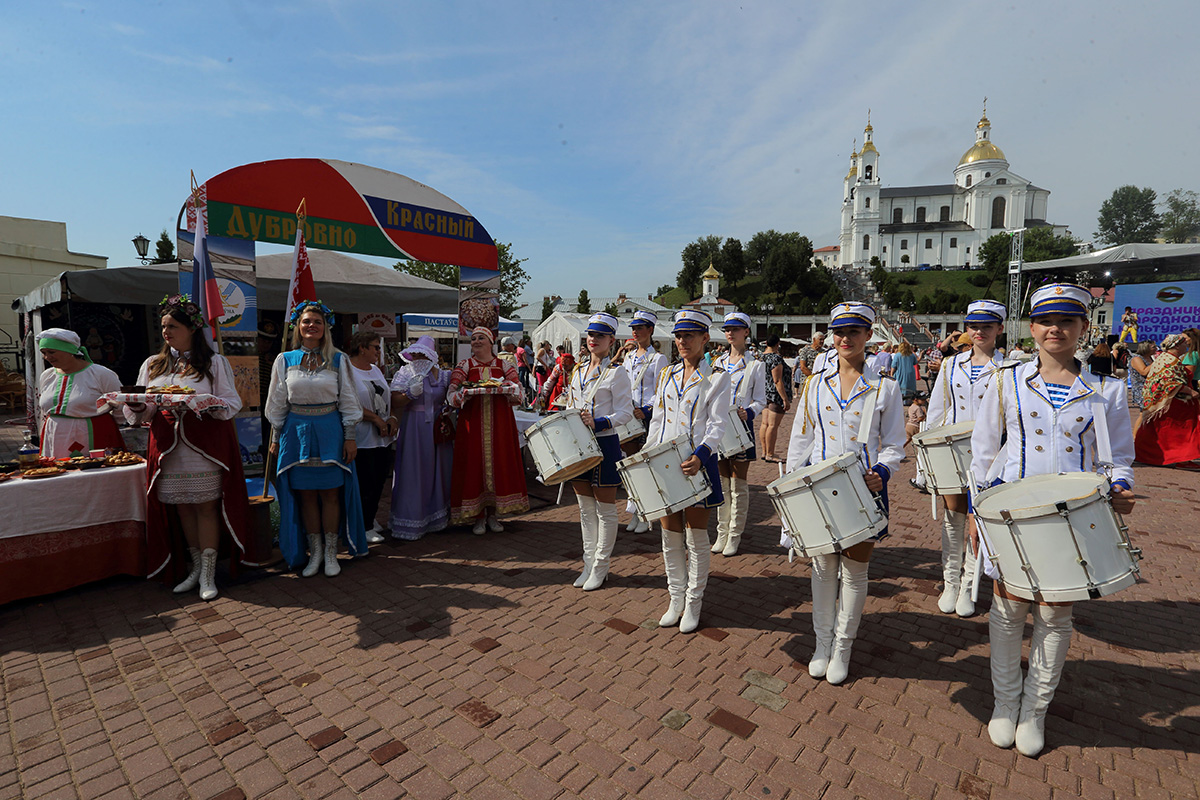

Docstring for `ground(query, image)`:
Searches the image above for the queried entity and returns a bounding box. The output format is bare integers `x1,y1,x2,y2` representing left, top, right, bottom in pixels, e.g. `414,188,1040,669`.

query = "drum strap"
856,381,879,471
1089,393,1114,467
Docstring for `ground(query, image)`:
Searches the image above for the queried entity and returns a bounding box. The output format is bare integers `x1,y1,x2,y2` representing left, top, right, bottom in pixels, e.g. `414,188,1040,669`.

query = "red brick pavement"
2,407,1198,799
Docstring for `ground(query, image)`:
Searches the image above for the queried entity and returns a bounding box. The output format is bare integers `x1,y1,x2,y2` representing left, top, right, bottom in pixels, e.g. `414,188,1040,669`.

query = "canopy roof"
1023,242,1200,274
533,312,674,351
14,250,458,315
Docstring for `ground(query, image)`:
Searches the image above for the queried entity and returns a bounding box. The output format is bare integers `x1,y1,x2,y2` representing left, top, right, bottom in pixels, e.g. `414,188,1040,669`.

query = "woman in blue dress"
266,301,368,577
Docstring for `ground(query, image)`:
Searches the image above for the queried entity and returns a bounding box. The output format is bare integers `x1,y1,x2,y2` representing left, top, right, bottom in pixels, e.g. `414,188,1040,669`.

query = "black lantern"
131,233,151,264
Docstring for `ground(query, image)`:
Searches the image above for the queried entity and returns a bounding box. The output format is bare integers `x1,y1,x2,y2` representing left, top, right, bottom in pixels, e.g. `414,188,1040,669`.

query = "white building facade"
838,112,1063,271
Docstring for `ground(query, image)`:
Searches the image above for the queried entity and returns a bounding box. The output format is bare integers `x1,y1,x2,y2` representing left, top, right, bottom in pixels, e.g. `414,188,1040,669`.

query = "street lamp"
763,303,774,339
131,233,152,265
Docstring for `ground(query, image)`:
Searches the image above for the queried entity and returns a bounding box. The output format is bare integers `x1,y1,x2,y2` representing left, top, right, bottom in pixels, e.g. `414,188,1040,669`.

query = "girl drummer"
564,312,634,590
645,309,729,634
620,310,669,534
711,312,767,556
925,299,1008,618
785,302,905,685
970,283,1136,758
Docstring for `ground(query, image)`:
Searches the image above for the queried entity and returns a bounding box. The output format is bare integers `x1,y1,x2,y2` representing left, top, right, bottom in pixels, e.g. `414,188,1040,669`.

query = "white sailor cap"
1030,283,1090,318
829,302,876,329
630,310,657,327
964,299,1007,323
585,312,619,336
721,312,752,329
672,309,713,333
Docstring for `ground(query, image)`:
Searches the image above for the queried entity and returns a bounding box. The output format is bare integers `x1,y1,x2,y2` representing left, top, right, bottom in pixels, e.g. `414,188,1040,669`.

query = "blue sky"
3,1,1198,313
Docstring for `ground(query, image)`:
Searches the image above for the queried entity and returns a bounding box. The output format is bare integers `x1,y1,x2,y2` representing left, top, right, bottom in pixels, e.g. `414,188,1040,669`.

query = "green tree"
1096,185,1161,245
541,296,554,323
746,230,787,276
152,230,176,264
393,259,458,287
900,254,910,266
978,232,1011,285
816,287,843,314
577,289,591,314
1160,189,1200,243
797,297,815,315
603,301,619,315
679,235,723,296
393,241,529,317
655,284,674,299
721,237,746,284
1022,227,1078,264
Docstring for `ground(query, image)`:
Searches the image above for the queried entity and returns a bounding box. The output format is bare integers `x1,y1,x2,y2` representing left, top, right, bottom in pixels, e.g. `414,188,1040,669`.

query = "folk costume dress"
564,325,633,590
37,363,125,458
446,355,529,525
784,302,906,686
711,341,767,556
1133,347,1200,466
968,283,1136,757
924,298,1010,617
645,312,730,634
126,351,261,584
389,357,453,539
265,348,368,569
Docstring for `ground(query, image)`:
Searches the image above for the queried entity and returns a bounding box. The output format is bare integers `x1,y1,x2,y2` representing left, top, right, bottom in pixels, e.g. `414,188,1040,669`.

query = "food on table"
59,456,106,470
22,466,66,478
104,452,146,467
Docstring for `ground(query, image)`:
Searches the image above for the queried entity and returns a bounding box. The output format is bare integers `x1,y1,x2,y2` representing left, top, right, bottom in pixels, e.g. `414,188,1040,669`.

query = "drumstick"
970,545,983,602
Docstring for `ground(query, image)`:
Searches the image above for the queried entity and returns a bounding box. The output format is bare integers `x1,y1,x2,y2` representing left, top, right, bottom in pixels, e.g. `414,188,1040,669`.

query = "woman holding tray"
266,300,367,578
446,326,529,534
124,295,258,601
36,328,126,458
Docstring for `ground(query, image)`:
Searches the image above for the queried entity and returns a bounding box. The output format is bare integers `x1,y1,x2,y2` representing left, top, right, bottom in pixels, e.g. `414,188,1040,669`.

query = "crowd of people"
33,283,1200,758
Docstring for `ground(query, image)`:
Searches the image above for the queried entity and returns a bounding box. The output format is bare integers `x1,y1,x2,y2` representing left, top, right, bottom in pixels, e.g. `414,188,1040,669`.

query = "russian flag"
192,215,223,348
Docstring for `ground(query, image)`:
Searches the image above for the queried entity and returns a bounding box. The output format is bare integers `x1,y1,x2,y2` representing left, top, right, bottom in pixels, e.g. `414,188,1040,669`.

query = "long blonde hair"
290,310,339,367
898,340,913,357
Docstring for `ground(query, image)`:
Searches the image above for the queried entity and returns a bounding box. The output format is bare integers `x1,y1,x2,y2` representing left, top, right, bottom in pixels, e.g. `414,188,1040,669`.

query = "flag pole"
189,172,224,355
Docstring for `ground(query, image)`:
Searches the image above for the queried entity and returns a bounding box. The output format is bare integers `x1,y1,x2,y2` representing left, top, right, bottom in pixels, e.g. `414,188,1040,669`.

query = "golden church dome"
701,263,721,279
958,139,1006,166
860,140,877,154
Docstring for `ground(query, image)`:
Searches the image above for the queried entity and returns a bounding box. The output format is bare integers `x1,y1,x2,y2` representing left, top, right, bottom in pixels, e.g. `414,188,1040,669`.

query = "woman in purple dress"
389,336,453,539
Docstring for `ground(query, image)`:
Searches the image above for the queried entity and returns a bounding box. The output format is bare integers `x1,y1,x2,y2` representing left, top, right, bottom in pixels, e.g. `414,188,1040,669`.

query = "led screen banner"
1111,280,1200,342
182,158,498,271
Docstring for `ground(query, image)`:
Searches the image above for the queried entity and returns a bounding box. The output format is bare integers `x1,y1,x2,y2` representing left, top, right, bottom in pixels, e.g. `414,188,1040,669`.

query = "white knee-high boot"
826,557,869,685
174,547,202,593
938,509,965,613
323,532,341,577
574,494,598,588
301,534,322,577
198,548,219,601
988,593,1030,748
584,501,618,590
808,553,840,678
659,527,686,627
722,476,750,556
680,526,711,633
1016,603,1073,757
957,537,978,617
625,498,639,532
711,474,731,553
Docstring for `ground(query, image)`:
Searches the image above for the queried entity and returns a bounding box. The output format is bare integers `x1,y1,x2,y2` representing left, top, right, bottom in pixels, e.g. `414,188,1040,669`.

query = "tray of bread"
461,378,520,399
104,452,146,467
101,389,230,416
58,456,107,470
21,466,67,479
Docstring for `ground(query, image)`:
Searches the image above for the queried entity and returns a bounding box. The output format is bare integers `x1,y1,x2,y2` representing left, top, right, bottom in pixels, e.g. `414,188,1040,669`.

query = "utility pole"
1007,228,1026,346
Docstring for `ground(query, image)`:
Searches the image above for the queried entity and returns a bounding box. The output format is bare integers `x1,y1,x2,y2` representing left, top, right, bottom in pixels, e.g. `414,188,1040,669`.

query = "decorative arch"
991,196,1007,229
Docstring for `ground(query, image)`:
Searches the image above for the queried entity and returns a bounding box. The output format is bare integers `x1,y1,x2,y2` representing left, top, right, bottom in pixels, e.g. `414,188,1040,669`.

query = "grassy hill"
655,269,1002,311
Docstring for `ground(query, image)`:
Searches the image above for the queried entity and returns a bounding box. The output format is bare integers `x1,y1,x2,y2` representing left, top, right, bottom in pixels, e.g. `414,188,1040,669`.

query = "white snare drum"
973,473,1142,602
617,436,711,520
912,421,975,495
766,452,888,557
716,408,754,459
613,415,645,445
524,408,603,485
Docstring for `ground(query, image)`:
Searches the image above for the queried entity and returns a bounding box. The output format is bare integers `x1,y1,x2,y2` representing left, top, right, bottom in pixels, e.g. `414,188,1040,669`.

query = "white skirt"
157,439,222,504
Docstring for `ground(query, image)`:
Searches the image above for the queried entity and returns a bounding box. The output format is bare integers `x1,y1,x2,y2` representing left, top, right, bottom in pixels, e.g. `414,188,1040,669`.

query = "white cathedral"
838,110,1065,271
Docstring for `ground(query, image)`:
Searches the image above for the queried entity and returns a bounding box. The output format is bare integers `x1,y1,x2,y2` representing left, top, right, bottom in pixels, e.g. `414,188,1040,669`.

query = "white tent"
1022,242,1200,272
533,312,673,353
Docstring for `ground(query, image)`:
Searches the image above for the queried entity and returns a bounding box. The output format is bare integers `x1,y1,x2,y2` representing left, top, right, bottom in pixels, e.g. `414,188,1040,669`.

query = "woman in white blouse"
124,295,259,601
564,312,633,591
786,303,906,686
711,312,767,556
347,331,396,544
646,310,729,634
36,328,125,458
266,301,367,578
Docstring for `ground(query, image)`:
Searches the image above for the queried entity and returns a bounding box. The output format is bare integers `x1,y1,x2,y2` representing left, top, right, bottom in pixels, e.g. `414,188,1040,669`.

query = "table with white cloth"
0,465,148,604
513,408,544,447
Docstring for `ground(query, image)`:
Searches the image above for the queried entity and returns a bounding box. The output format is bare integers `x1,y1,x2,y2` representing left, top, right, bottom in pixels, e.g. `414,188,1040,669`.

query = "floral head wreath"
158,293,206,329
290,300,334,328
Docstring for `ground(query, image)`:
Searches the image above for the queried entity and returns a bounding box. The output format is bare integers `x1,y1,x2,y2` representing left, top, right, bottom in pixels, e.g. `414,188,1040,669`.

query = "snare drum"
973,473,1142,602
612,415,645,445
524,408,603,485
766,452,888,557
716,408,753,459
912,421,975,495
617,436,711,520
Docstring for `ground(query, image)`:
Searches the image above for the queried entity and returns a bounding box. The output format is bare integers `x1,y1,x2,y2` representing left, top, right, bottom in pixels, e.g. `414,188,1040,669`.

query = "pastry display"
22,466,66,479
60,456,106,470
104,452,146,467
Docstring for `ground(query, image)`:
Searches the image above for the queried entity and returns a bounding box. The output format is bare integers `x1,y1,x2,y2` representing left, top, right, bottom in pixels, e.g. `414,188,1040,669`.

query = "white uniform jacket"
646,360,730,460
926,350,1008,427
565,358,633,438
623,346,669,414
969,359,1135,492
785,363,906,480
714,352,767,420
